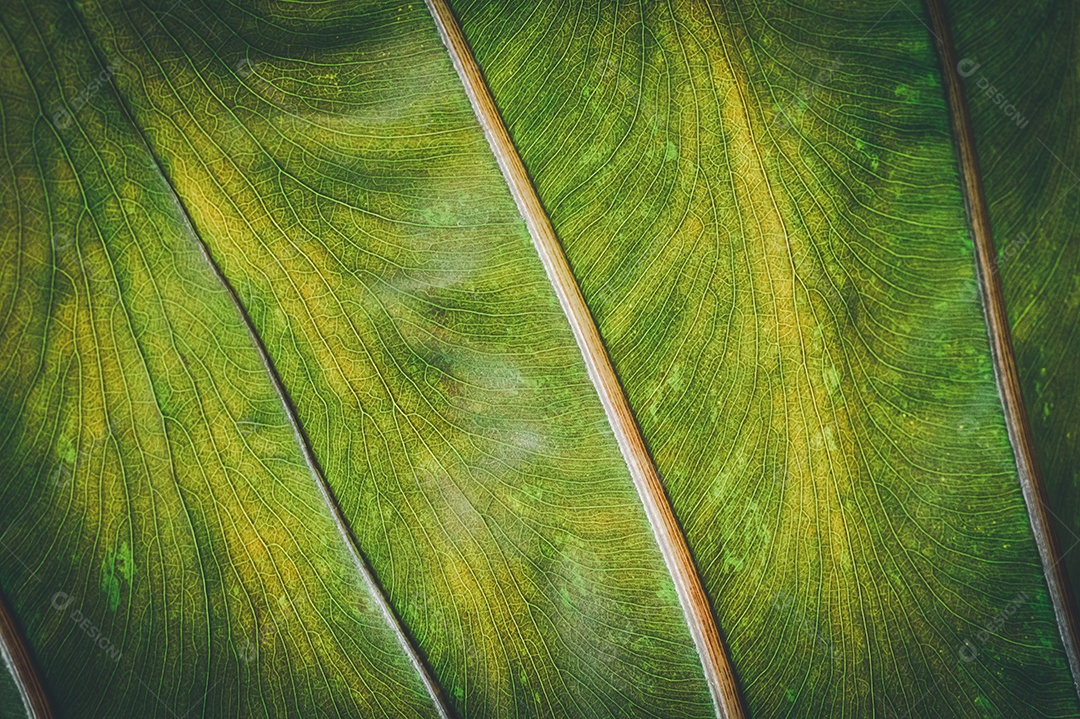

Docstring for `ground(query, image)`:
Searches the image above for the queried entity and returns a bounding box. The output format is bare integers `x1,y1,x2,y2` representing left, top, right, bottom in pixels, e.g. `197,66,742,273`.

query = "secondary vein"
68,5,455,715
423,1,747,717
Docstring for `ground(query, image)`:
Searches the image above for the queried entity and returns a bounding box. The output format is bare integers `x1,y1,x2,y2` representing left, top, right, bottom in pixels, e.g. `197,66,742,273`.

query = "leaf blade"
0,1,449,715
2,0,1080,716
943,0,1080,687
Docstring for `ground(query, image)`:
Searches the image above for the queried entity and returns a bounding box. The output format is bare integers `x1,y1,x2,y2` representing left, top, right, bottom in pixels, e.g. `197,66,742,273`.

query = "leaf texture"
0,0,1078,717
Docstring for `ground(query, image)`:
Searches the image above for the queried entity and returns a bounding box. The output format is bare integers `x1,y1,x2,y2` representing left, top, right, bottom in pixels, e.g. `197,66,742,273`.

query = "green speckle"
722,553,746,572
101,542,134,612
418,203,457,226
824,425,838,452
824,363,841,394
656,580,677,605
894,83,918,103
664,141,678,162
667,364,684,391
57,434,77,464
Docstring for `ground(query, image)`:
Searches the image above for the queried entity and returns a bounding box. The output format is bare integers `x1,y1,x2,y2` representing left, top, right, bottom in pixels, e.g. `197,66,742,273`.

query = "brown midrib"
923,0,1080,700
423,1,747,717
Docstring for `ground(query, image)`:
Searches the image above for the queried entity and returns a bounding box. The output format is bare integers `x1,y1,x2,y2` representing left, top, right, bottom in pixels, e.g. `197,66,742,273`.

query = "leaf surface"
0,0,1078,718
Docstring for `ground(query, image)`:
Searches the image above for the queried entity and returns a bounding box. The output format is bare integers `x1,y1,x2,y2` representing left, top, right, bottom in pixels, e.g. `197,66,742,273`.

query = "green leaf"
0,660,29,719
0,0,1078,717
1,1,711,717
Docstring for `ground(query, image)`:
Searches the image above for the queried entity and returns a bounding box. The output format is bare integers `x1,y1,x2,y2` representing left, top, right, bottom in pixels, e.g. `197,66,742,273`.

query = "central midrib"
422,1,749,718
